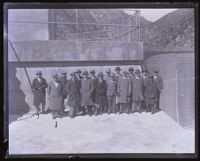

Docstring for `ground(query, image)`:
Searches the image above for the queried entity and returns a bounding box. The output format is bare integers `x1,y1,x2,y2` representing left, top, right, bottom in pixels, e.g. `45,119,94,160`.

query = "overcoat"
47,81,63,111
94,79,107,106
117,77,131,104
131,77,144,101
66,79,80,107
141,76,149,96
90,77,98,103
154,75,163,91
144,80,157,105
106,79,117,97
32,77,48,106
80,78,94,106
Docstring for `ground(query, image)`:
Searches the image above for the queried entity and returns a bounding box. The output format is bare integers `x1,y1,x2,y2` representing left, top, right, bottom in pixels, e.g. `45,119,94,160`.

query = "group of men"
32,66,163,120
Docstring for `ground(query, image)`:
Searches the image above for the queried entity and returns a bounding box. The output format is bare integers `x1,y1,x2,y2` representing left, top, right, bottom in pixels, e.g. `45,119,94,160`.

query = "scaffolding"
8,9,141,42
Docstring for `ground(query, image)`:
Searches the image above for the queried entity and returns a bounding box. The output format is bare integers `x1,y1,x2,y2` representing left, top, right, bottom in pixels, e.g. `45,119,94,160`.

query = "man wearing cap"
114,66,122,113
47,73,63,120
66,72,80,118
106,73,117,114
131,69,144,113
141,69,149,110
117,70,132,114
153,70,163,110
59,72,68,115
32,71,48,115
144,75,157,113
94,72,107,115
80,70,94,116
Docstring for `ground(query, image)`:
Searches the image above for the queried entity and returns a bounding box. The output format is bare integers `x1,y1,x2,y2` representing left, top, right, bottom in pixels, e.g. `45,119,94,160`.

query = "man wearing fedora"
80,70,94,116
131,69,144,113
47,73,63,122
117,70,132,114
128,67,135,79
32,71,48,115
153,70,163,110
59,72,68,115
106,73,117,114
94,72,107,115
66,72,81,118
114,66,122,113
141,69,149,111
74,69,83,113
104,68,111,84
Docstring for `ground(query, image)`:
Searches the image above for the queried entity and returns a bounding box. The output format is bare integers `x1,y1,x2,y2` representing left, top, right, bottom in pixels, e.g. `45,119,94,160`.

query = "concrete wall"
144,53,195,129
8,40,143,61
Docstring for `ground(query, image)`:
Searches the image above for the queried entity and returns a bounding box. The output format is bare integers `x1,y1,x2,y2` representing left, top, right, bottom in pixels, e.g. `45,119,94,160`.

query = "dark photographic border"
2,1,199,159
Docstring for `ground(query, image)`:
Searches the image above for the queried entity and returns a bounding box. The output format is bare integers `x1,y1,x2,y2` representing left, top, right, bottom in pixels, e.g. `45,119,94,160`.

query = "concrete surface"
9,111,195,154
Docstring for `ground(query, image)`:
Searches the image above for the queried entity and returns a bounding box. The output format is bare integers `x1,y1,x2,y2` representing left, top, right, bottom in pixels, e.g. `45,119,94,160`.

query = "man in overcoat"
47,73,63,119
80,70,94,116
153,70,163,110
74,69,82,113
32,71,48,115
106,73,117,114
128,67,135,79
141,70,149,110
144,75,157,113
117,70,132,114
114,66,122,113
131,69,144,113
94,72,107,115
66,72,81,118
59,72,68,115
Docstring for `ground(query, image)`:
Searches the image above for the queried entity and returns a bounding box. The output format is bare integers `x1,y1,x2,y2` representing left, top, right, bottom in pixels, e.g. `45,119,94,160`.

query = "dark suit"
32,77,48,112
94,79,107,114
59,77,68,113
154,75,163,109
66,78,80,117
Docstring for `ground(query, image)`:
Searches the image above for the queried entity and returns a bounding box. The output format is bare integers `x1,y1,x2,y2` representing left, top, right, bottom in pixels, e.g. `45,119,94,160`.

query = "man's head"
52,73,58,81
82,70,89,79
61,72,67,78
90,70,95,76
122,70,128,77
98,72,104,80
135,69,140,77
110,73,115,81
70,72,75,79
115,67,121,74
36,71,42,78
105,68,111,76
142,70,148,76
128,67,134,74
154,70,159,76
76,69,82,76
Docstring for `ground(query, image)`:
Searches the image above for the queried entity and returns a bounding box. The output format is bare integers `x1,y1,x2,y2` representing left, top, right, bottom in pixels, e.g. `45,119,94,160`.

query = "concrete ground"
9,111,194,154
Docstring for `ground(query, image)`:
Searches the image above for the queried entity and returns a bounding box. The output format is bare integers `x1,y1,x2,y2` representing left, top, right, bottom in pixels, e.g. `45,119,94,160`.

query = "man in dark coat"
80,70,94,116
32,71,48,115
106,73,117,114
117,70,132,114
59,72,68,115
144,75,157,114
47,73,63,119
66,72,81,118
141,70,149,110
131,70,144,113
89,70,98,114
128,67,135,80
153,70,163,110
114,66,122,113
74,69,83,113
94,72,107,115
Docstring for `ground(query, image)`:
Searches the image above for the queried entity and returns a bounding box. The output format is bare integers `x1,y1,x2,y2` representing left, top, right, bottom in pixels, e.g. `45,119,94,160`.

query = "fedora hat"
105,68,111,73
98,72,104,76
61,71,67,75
36,71,42,75
82,70,89,75
115,67,121,71
135,69,141,74
90,70,95,74
75,69,82,74
128,67,134,71
70,72,75,76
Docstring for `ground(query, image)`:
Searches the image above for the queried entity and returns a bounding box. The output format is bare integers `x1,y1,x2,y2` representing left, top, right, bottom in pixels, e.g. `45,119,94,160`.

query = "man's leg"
156,91,160,109
132,102,136,113
107,96,112,114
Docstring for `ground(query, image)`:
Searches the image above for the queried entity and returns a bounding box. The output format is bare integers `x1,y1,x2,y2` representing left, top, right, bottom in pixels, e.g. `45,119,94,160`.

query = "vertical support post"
138,10,140,42
175,69,180,124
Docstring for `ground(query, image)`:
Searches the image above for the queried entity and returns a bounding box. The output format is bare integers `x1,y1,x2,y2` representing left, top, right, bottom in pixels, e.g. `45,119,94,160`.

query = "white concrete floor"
9,111,195,154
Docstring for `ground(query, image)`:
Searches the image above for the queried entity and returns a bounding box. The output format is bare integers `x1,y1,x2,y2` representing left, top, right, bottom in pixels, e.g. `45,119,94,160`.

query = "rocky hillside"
141,9,194,52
